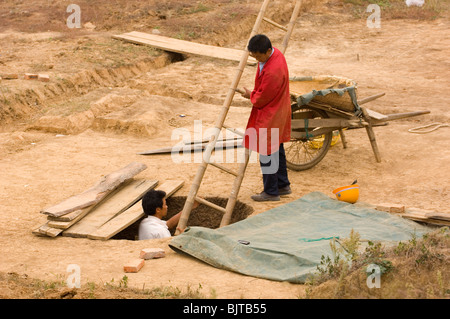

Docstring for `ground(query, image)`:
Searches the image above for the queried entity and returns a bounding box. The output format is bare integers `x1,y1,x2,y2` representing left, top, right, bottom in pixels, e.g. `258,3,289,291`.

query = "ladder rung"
195,196,226,214
263,17,288,31
209,162,238,176
223,124,245,137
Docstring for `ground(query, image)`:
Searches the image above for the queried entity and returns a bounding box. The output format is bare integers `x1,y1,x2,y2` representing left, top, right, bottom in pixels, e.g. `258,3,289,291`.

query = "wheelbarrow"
286,75,430,171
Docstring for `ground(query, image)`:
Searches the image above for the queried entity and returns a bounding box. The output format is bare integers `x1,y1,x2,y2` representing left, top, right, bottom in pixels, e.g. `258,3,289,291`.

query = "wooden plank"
62,179,158,238
365,108,388,121
156,180,185,197
400,215,450,227
291,118,361,129
47,206,93,229
32,223,63,237
113,32,257,65
375,205,450,226
87,180,184,240
41,162,147,217
401,209,450,222
47,208,86,222
291,127,338,139
186,136,242,145
138,139,243,155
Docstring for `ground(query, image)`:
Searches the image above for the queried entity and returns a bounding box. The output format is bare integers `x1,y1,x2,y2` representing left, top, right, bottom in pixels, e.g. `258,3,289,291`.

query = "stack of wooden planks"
375,203,450,227
32,162,184,240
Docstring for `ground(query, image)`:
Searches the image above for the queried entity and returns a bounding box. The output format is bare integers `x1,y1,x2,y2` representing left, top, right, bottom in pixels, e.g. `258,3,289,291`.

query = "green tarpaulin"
169,192,431,283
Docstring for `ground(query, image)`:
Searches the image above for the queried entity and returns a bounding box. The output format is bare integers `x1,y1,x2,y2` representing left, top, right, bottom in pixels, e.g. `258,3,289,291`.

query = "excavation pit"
112,196,254,240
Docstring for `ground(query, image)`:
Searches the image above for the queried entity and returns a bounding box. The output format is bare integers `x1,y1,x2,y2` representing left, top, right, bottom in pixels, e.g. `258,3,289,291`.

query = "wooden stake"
361,107,382,163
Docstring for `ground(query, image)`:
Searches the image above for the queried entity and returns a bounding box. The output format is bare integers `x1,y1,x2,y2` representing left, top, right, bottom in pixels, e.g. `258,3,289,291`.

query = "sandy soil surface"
0,1,449,298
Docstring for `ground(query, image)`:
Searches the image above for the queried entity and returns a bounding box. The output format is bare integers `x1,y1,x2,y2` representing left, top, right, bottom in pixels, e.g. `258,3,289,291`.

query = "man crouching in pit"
138,189,199,240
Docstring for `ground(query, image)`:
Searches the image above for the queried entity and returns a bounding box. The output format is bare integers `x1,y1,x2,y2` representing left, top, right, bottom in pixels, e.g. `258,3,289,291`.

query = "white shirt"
258,48,275,73
138,215,171,240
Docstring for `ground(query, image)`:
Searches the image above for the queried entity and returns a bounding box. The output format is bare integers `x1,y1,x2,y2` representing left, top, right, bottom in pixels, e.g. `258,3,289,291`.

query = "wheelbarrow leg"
338,129,347,149
361,107,382,163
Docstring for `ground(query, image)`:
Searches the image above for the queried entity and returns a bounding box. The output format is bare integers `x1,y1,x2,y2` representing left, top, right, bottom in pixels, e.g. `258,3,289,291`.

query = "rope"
304,119,314,139
298,236,340,242
408,122,449,134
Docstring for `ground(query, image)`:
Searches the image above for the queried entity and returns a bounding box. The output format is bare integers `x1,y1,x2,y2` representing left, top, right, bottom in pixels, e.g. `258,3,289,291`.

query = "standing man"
241,34,291,202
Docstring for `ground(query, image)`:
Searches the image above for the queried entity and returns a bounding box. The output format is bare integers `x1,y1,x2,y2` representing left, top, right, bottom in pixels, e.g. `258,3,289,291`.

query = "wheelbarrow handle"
358,92,385,105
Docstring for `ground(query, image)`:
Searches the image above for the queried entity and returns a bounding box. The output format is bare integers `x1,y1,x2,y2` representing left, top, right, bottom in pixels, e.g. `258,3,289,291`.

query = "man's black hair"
142,189,166,216
247,34,272,54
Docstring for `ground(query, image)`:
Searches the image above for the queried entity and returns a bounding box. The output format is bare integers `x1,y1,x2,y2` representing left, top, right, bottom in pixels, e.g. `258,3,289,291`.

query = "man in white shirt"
138,189,199,240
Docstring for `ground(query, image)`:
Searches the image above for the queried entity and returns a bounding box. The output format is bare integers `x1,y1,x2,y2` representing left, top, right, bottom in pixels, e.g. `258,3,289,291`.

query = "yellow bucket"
333,184,359,204
310,131,341,149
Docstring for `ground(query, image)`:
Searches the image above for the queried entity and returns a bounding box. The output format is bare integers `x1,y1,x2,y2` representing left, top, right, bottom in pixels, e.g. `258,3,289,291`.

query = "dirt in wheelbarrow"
0,0,449,299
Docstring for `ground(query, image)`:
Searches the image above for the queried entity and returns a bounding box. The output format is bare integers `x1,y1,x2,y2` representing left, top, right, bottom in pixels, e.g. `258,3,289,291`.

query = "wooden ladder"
175,0,303,235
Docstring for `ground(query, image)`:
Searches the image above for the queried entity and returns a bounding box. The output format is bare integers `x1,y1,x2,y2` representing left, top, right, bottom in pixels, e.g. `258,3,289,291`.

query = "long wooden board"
32,223,63,237
62,179,158,238
87,180,184,240
47,208,87,222
138,139,243,155
113,31,257,65
47,206,97,229
41,162,147,218
399,209,450,227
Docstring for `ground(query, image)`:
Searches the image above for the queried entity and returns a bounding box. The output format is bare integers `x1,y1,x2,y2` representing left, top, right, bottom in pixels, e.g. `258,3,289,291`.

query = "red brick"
139,248,165,260
24,73,38,80
0,73,18,80
38,74,50,82
123,258,145,273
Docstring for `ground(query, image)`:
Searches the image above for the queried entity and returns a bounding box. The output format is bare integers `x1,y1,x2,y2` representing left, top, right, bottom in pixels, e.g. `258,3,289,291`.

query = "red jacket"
244,47,291,155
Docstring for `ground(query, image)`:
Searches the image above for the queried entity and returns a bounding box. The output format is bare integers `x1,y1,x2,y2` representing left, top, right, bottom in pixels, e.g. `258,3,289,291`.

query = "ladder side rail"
280,0,303,55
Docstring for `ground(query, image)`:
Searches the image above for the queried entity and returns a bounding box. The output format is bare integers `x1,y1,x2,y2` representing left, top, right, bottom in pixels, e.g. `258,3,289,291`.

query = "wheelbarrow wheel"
285,106,333,171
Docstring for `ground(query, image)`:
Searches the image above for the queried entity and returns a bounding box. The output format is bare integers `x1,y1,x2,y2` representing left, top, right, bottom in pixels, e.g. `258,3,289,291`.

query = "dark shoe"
251,192,280,202
278,186,292,196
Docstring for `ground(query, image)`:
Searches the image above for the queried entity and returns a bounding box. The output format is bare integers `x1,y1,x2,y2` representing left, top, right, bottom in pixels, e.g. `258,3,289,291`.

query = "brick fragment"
38,74,50,82
375,203,405,214
140,248,165,260
0,73,18,80
124,258,145,273
24,73,38,80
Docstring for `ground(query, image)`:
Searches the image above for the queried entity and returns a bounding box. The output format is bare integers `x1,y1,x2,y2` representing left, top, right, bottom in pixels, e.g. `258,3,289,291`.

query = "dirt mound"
0,53,177,127
0,0,320,129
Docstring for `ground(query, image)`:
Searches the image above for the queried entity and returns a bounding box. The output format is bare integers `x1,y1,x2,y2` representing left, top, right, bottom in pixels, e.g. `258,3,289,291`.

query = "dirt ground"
0,1,449,299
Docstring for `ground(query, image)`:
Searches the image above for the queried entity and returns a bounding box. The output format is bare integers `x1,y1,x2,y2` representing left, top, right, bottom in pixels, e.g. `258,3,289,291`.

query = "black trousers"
259,143,290,196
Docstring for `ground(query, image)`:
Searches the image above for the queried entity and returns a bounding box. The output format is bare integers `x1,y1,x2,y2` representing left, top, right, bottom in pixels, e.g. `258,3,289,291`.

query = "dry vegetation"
306,227,449,299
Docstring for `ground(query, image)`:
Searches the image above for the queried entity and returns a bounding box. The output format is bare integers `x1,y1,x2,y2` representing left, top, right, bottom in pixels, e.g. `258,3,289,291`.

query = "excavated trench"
113,196,254,240
1,1,299,130
0,51,185,128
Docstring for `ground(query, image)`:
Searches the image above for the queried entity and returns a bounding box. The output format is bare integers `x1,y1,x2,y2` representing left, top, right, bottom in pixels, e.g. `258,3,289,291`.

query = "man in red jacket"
241,34,291,202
